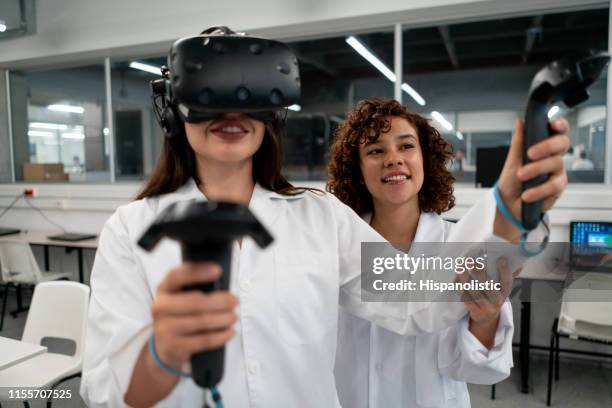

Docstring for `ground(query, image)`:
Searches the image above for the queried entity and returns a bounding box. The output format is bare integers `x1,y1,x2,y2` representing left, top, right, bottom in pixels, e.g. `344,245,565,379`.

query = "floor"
1,287,611,408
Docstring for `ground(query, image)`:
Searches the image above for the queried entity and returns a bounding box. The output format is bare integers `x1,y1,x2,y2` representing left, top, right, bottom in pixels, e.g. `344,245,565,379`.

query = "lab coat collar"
156,178,205,213
361,211,447,243
156,178,305,230
413,212,446,242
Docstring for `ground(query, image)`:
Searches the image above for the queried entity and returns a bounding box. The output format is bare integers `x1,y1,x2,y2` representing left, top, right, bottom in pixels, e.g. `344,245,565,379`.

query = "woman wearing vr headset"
328,99,568,407
80,28,569,407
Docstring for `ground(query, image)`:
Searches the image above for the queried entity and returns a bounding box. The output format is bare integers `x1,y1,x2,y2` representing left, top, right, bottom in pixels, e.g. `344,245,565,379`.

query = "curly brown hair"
327,98,456,215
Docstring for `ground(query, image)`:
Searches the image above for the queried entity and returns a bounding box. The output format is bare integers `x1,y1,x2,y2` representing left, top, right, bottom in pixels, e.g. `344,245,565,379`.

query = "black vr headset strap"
151,66,182,139
200,26,236,35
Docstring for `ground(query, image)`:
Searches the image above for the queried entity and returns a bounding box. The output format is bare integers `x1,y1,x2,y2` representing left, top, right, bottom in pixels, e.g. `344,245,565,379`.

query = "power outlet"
23,188,37,198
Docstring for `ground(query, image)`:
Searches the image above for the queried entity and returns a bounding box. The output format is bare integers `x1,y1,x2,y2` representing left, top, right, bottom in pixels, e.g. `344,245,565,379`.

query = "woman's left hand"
495,118,570,242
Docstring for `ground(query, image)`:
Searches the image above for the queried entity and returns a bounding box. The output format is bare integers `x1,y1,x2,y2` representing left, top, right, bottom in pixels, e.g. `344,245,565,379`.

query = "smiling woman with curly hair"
329,98,516,408
327,98,455,216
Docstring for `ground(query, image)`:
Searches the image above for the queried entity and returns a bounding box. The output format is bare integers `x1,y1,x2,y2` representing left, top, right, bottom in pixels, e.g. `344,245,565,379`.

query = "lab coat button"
375,363,383,372
240,279,253,292
247,360,259,375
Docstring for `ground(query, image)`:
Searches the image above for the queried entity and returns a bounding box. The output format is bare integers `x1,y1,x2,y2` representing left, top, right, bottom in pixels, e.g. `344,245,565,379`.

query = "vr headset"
151,26,302,137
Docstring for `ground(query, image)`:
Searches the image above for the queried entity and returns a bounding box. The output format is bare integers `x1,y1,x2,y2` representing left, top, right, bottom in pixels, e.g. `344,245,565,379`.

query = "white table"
0,230,98,283
0,336,47,371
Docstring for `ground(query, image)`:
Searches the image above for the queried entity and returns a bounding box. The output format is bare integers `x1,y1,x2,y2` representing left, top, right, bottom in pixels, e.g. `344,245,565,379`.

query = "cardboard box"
23,163,69,182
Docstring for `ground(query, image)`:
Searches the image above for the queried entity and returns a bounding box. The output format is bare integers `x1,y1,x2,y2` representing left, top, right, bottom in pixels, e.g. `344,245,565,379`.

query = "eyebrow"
365,133,417,146
396,133,417,141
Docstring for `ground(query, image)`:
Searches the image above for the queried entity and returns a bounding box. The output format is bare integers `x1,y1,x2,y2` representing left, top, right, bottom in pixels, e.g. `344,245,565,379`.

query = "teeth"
384,175,408,182
220,126,243,133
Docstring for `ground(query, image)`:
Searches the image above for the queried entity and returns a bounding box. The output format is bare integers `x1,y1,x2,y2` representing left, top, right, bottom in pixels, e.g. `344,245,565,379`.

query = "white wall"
2,181,611,238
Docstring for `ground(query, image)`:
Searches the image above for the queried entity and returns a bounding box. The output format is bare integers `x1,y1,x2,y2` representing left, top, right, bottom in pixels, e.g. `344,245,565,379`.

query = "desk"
0,336,47,371
0,231,98,284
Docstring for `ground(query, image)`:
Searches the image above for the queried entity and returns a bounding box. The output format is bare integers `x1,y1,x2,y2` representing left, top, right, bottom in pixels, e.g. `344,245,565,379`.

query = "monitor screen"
570,221,612,272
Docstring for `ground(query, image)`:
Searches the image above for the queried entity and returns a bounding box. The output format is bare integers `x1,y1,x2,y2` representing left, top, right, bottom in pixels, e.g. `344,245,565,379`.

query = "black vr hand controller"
138,201,273,388
522,50,610,230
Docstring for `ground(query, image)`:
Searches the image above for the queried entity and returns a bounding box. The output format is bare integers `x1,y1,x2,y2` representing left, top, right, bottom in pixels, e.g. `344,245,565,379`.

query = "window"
110,57,165,180
9,64,110,182
286,30,394,180
4,7,609,185
402,8,609,184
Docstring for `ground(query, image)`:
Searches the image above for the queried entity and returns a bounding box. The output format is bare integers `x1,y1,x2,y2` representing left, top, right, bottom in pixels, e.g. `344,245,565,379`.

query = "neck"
370,197,420,243
196,158,255,205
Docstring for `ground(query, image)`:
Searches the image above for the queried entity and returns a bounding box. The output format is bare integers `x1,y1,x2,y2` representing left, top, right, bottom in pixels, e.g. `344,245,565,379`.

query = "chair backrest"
22,281,90,365
0,240,43,283
558,273,612,342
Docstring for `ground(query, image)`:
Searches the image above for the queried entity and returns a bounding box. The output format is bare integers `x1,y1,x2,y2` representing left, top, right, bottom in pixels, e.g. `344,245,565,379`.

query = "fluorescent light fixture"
346,36,395,81
130,61,162,76
28,130,54,138
431,111,453,131
0,23,6,33
400,83,426,106
455,131,464,141
61,133,85,140
288,104,301,112
346,36,426,106
30,122,68,130
47,104,84,114
547,105,560,119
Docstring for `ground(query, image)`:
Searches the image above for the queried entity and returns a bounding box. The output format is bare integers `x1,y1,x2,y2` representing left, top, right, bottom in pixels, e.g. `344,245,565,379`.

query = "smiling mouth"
210,122,249,139
382,174,411,183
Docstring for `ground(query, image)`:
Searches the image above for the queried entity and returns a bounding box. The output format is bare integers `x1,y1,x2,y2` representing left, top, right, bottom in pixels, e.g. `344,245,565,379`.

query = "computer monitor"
570,221,612,272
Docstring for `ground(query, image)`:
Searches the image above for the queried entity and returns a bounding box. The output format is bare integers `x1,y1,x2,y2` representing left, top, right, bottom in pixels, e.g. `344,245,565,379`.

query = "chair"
0,281,90,407
0,240,71,331
546,273,612,406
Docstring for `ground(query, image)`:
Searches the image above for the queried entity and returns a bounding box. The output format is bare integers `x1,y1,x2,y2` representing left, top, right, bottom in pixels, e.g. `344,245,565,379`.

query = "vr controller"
138,201,273,388
151,26,301,137
522,50,609,230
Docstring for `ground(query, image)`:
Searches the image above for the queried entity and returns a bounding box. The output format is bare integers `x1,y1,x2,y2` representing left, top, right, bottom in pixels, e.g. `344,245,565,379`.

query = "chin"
200,147,254,163
384,190,419,206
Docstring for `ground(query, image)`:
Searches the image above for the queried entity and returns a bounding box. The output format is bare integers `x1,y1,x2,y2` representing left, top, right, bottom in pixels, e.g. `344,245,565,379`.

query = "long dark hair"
137,117,310,200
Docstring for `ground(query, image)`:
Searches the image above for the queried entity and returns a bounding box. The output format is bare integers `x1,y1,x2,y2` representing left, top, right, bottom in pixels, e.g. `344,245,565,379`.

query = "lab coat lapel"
248,184,304,232
155,179,303,237
413,212,446,243
156,178,206,214
361,211,447,243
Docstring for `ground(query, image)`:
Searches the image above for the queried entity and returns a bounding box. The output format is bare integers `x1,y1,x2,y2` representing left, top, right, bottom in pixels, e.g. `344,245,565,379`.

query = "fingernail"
528,148,538,159
200,264,220,275
499,257,508,267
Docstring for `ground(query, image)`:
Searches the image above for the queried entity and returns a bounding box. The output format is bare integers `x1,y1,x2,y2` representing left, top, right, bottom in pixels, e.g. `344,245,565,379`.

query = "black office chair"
546,300,612,405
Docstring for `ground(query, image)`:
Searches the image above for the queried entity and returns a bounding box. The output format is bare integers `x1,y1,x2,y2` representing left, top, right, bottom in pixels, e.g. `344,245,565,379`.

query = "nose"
383,152,404,168
221,112,245,119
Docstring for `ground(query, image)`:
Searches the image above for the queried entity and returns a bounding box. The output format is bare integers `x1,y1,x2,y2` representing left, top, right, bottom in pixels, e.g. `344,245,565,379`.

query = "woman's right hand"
151,261,238,369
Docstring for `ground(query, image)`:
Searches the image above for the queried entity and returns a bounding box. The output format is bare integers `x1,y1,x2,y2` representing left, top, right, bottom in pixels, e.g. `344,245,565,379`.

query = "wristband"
493,182,549,257
148,334,191,377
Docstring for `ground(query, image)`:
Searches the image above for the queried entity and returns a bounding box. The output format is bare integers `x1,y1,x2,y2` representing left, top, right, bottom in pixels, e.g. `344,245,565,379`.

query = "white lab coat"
80,179,527,408
334,212,514,408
